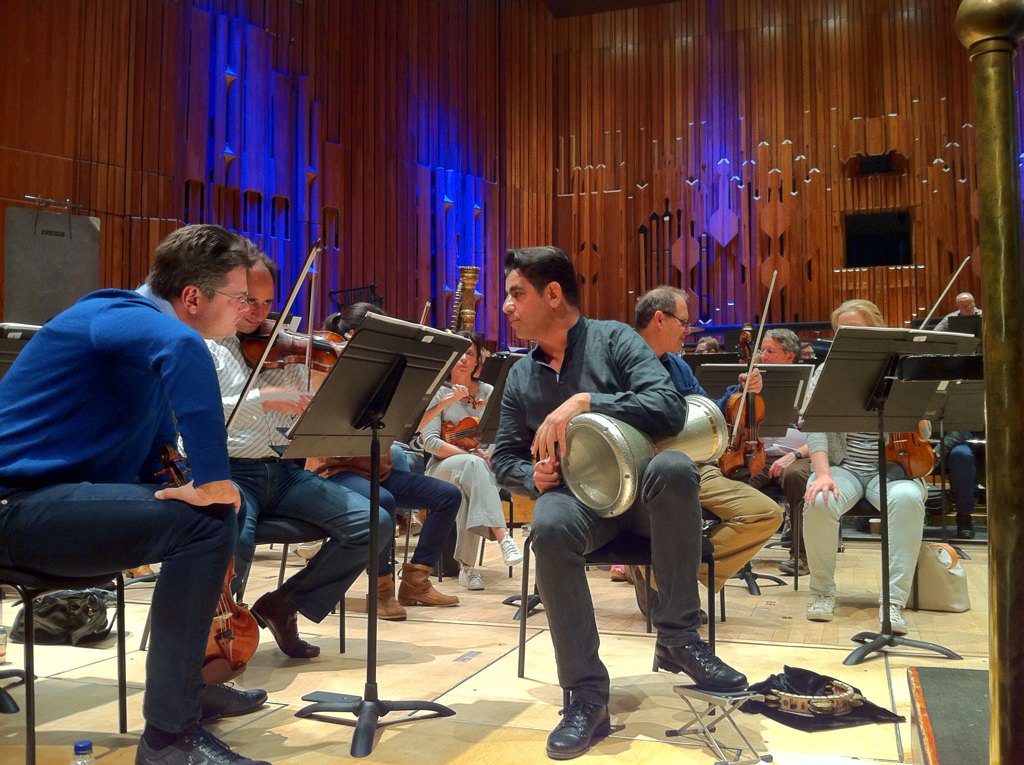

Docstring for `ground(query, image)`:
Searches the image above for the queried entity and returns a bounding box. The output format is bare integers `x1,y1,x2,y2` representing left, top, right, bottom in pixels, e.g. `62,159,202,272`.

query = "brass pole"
956,2,1024,763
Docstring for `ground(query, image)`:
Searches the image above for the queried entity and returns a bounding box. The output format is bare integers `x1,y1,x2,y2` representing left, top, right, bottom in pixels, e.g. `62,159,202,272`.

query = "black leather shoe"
135,726,270,764
654,640,747,692
200,684,268,723
545,698,611,760
251,590,321,659
956,515,975,539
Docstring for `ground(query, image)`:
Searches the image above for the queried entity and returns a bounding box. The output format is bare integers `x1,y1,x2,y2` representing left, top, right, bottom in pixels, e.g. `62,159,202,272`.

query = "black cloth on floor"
740,665,905,731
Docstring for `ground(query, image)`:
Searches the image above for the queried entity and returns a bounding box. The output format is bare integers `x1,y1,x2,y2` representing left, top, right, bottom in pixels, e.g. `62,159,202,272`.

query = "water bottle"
69,740,97,765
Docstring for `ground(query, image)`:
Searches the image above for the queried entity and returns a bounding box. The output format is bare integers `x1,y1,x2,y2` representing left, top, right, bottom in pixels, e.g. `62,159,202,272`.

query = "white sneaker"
498,536,524,566
806,595,836,622
459,567,484,590
881,604,909,636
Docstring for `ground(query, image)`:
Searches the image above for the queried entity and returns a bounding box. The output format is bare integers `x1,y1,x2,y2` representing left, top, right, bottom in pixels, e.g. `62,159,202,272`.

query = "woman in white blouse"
418,332,523,590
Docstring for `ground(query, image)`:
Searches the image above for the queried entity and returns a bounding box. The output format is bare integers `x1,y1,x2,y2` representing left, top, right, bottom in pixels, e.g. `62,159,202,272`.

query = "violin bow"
419,300,432,326
920,255,971,329
728,269,778,445
226,240,324,432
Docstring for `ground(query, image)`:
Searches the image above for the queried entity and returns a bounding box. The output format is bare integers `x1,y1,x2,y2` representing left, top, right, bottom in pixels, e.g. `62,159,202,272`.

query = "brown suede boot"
376,574,407,621
397,563,460,607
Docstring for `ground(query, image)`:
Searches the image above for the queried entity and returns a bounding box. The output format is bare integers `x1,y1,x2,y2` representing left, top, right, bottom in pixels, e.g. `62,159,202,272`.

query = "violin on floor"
159,445,259,685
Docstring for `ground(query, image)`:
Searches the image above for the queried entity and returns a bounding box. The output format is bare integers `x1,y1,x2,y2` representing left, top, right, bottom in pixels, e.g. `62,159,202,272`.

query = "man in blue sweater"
492,247,747,761
0,225,269,765
634,286,782,598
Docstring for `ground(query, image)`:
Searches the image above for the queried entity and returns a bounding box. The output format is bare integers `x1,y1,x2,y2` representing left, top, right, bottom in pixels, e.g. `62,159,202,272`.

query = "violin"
886,431,936,479
159,446,259,685
717,275,778,480
442,417,483,450
239,319,344,373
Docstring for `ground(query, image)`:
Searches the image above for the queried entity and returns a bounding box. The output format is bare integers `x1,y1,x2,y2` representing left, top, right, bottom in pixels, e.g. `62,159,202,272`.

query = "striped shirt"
206,336,310,459
842,431,880,476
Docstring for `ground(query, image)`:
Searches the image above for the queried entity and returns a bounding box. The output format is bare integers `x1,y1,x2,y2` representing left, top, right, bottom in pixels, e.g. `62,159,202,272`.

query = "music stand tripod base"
296,691,455,758
844,631,963,666
667,685,772,765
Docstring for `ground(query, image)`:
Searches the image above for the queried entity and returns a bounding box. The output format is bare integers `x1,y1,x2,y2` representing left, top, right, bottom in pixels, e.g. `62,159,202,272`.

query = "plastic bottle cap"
74,740,93,755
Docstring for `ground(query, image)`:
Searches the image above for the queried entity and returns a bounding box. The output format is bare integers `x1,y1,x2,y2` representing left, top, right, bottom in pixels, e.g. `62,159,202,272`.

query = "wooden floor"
0,530,989,764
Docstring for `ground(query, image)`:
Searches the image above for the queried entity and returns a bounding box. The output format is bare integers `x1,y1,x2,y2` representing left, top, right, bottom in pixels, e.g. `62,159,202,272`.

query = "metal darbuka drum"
562,395,729,518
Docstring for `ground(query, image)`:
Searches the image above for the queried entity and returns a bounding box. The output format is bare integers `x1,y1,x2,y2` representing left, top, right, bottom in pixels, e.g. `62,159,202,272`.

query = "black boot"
654,640,748,692
545,697,611,760
956,514,975,539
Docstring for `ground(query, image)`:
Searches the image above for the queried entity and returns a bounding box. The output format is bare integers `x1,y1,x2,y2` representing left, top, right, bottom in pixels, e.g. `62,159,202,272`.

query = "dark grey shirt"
492,316,687,497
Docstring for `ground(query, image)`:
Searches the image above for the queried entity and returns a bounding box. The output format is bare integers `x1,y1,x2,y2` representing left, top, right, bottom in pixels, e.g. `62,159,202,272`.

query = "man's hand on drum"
531,392,591,464
533,456,562,494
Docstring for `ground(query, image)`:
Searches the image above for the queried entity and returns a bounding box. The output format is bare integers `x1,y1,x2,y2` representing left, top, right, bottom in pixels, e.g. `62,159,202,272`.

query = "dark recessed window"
845,211,912,267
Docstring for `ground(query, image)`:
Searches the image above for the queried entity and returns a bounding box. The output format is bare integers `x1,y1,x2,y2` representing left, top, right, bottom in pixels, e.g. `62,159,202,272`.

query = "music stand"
922,370,986,543
0,323,40,382
680,351,740,373
283,314,471,757
696,363,812,437
460,351,525,445
802,327,977,665
945,314,983,338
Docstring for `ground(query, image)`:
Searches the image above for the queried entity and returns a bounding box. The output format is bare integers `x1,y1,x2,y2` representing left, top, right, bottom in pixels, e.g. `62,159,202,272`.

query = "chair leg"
140,607,152,652
517,537,532,679
562,689,570,710
643,565,653,634
277,544,290,589
116,575,127,734
706,557,716,652
478,535,485,567
338,597,346,654
720,587,726,622
22,588,35,765
507,498,515,579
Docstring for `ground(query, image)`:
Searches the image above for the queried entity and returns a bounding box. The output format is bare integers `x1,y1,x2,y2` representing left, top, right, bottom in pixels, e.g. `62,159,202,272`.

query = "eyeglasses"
662,311,692,331
213,290,257,307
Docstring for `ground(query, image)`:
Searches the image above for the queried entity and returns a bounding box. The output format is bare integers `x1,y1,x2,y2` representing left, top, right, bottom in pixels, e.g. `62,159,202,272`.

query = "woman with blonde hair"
802,299,929,635
418,331,523,590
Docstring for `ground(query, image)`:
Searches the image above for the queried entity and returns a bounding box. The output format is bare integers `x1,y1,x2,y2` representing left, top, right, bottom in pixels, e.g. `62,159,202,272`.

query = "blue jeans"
327,466,460,574
231,459,386,621
0,482,235,733
947,443,980,517
529,451,703,706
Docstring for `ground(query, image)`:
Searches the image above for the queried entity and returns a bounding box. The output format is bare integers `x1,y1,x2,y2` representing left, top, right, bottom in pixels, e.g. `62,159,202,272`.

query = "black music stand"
0,323,40,382
802,327,977,666
920,366,986,543
696,363,812,438
680,351,740,374
283,314,470,757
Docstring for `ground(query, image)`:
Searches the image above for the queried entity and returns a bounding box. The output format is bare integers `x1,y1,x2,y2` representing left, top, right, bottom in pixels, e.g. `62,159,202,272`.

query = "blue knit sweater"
0,289,230,493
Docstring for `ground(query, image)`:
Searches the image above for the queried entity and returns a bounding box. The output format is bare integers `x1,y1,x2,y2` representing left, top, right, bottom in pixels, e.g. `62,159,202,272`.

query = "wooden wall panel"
0,0,542,340
0,0,999,338
550,0,985,329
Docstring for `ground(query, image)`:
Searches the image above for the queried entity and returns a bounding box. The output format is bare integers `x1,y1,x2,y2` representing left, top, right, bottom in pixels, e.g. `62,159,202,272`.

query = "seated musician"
0,225,268,765
939,430,983,539
311,302,463,617
492,248,747,761
933,291,982,332
634,287,783,599
803,299,929,634
745,328,813,575
208,253,392,658
416,331,523,590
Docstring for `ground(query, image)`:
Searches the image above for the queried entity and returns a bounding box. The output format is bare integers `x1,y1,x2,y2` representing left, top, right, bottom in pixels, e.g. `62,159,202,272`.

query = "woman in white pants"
802,299,928,635
419,332,523,590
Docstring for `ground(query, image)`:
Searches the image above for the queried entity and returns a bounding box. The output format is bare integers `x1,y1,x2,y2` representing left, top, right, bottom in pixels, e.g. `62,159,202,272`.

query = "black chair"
239,517,347,654
515,532,721,681
0,569,127,765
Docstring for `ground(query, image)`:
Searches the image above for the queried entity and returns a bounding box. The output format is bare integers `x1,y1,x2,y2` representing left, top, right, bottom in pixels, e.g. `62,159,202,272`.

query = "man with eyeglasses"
205,252,396,657
634,286,783,610
0,224,271,764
